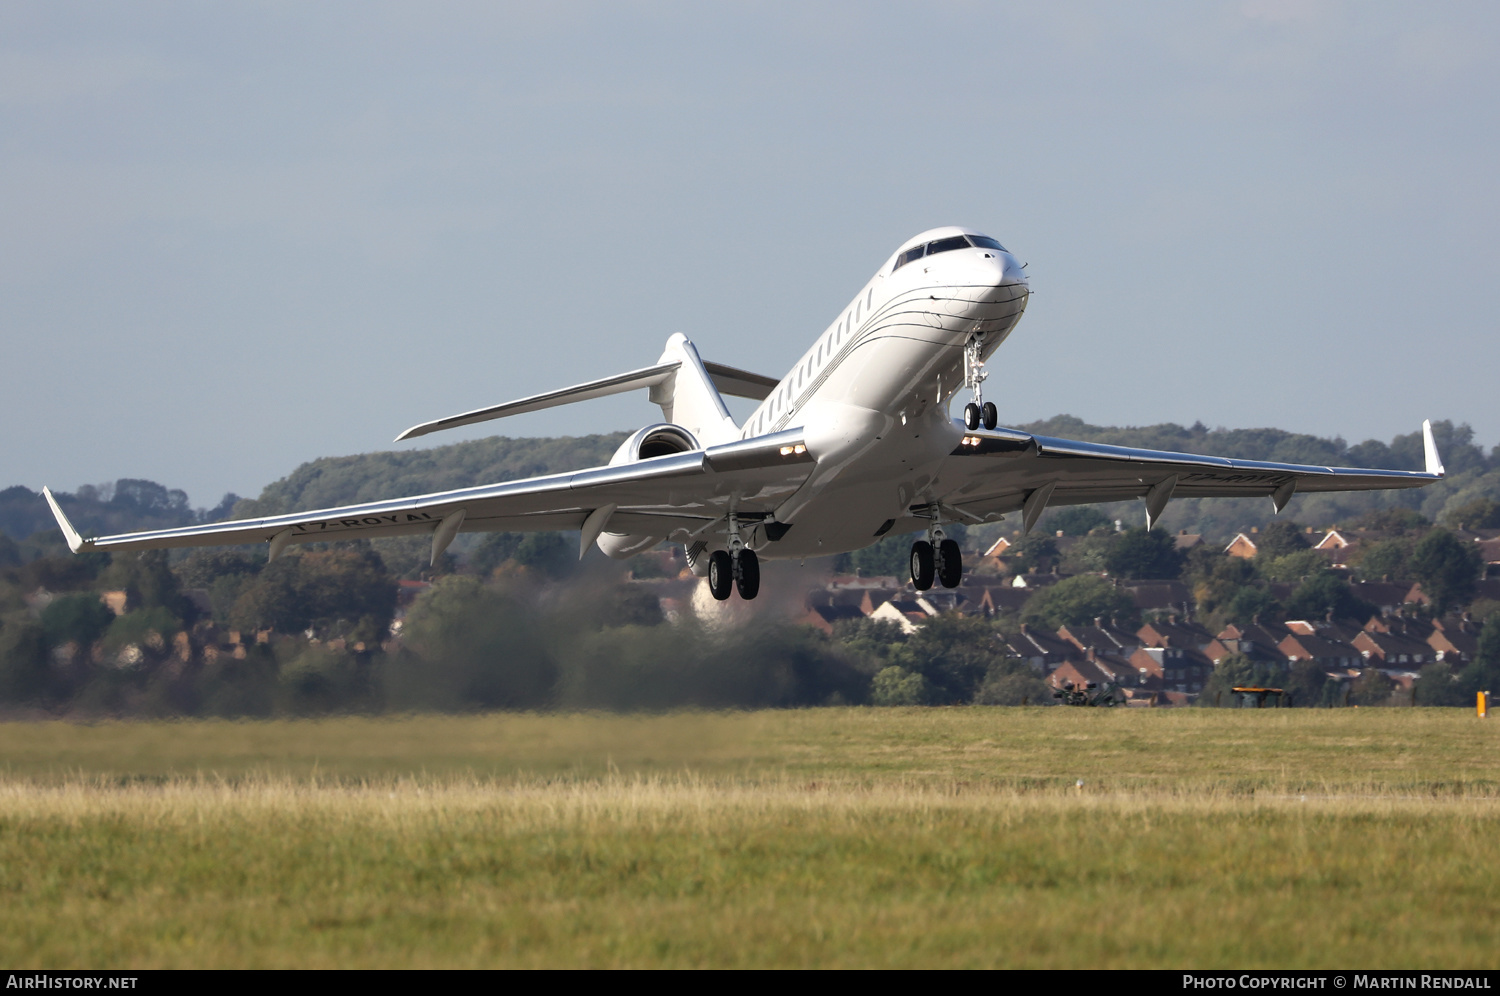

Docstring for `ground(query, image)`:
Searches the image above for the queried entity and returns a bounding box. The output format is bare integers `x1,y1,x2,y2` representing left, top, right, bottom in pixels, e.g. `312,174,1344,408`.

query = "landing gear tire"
963,403,981,430
981,401,998,430
734,548,760,600
708,550,733,601
910,540,935,591
937,538,963,589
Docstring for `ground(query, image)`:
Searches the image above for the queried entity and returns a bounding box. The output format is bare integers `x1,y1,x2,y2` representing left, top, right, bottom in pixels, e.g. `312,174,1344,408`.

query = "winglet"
1422,419,1445,477
41,486,91,553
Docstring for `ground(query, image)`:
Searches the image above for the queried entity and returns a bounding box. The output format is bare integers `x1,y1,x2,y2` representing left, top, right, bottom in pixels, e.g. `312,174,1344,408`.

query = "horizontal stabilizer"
703,361,778,401
396,362,680,441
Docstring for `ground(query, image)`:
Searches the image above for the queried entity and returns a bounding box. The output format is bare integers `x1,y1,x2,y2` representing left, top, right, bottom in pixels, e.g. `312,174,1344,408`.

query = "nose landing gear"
962,335,997,430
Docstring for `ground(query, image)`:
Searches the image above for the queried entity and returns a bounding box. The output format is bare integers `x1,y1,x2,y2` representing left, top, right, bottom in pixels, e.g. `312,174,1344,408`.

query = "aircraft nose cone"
998,251,1027,287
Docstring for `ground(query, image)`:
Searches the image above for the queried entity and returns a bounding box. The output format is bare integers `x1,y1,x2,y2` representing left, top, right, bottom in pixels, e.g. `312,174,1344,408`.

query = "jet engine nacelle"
596,423,701,559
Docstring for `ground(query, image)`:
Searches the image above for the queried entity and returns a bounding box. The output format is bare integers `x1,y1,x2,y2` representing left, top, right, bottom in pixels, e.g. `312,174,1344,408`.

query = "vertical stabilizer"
650,334,740,446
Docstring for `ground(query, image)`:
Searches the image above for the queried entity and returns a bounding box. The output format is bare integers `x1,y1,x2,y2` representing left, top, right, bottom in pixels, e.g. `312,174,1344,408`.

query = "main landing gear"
961,333,997,430
708,548,759,601
707,509,760,601
910,509,963,591
963,401,997,432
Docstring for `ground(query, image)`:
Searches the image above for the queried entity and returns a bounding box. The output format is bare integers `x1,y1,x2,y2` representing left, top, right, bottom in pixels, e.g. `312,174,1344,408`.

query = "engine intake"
609,423,701,465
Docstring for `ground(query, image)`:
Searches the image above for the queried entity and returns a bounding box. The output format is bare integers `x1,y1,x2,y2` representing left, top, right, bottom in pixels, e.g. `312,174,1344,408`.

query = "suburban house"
1130,645,1213,695
1138,617,1215,652
1225,529,1260,559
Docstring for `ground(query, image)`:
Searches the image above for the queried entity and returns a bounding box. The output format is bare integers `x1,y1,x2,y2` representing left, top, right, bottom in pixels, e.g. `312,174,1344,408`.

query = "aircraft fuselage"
737,226,1029,559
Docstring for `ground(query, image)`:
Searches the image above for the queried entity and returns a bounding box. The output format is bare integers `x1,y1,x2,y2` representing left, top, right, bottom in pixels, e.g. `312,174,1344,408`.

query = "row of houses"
1019,610,1483,695
1226,524,1500,574
980,523,1500,577
796,566,1500,633
786,569,1492,705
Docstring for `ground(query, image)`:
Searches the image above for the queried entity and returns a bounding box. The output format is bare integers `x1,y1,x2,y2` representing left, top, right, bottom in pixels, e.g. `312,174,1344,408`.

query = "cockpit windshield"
892,233,1009,272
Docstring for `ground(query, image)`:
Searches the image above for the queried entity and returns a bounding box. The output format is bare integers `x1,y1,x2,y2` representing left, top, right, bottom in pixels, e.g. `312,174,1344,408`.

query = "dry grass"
1,708,1498,967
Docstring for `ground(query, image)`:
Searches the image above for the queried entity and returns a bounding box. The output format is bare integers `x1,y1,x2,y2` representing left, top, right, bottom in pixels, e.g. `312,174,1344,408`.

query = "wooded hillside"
6,418,1496,545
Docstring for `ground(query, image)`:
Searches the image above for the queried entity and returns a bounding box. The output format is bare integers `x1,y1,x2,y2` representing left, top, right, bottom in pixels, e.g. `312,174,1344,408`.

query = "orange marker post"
1480,691,1490,718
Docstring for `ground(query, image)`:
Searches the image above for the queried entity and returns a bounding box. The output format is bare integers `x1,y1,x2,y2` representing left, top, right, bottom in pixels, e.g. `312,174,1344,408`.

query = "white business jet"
43,226,1445,600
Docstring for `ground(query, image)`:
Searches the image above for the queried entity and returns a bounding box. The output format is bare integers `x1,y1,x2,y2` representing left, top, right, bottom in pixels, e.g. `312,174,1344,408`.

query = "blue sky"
4,1,1497,507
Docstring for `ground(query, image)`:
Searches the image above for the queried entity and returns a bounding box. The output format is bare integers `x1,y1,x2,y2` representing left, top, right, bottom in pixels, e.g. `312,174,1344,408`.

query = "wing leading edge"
940,420,1444,531
42,429,816,562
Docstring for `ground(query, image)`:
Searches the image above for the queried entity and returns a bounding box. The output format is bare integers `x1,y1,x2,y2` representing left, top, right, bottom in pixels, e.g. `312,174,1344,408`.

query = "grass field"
2,708,1498,968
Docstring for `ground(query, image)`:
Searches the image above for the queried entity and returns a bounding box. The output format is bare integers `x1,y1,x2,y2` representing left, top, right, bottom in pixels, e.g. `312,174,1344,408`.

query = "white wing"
43,429,815,558
933,420,1443,531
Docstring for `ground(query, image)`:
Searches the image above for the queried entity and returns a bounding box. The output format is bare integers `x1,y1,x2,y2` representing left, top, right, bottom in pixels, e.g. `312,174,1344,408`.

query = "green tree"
21,552,100,595
1350,668,1396,706
1352,508,1429,535
1224,587,1282,626
871,666,930,705
1284,660,1329,708
832,534,915,578
39,593,114,648
1352,538,1414,581
1199,653,1288,707
1048,506,1110,536
391,576,555,710
1059,533,1117,574
230,549,395,638
1259,549,1329,583
1256,521,1311,560
1021,576,1136,630
0,615,49,705
1414,662,1473,707
1442,497,1500,530
277,643,365,715
101,606,183,655
1009,533,1060,574
974,665,1052,705
833,617,907,663
1104,528,1184,580
889,614,1008,704
1183,548,1257,616
174,550,262,589
1460,617,1500,696
1408,529,1482,613
513,532,577,580
101,549,190,618
470,532,523,577
1283,573,1378,623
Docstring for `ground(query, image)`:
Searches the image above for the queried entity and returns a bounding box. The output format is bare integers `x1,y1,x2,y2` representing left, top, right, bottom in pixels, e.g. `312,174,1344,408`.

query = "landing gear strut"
910,508,963,591
962,334,997,431
707,509,760,601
